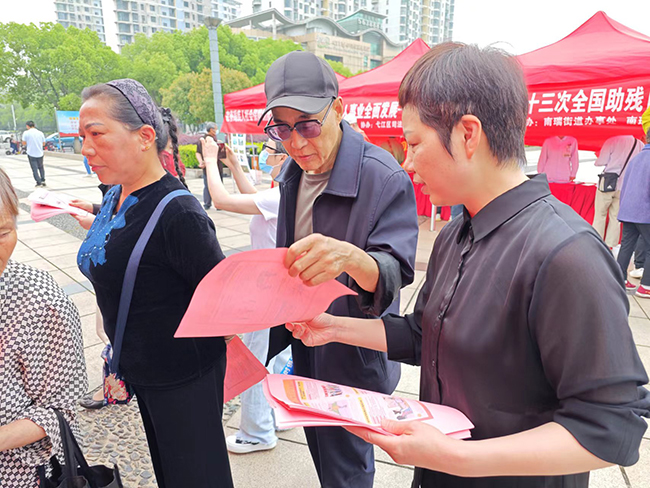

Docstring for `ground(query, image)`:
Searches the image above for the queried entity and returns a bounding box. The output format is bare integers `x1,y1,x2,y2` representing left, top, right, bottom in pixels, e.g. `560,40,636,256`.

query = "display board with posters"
55,111,80,137
229,133,263,185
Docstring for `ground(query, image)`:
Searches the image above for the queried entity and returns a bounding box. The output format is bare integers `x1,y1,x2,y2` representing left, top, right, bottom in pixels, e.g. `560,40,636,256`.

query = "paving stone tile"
37,242,82,258
219,234,252,248
634,296,650,319
621,438,650,488
70,290,98,317
228,435,320,488
629,296,646,318
11,247,42,263
22,233,81,249
589,465,628,488
80,313,103,350
64,282,92,296
83,341,105,391
629,316,650,348
395,364,421,397
49,269,77,288
20,258,57,272
48,253,82,269
636,345,650,380
216,227,246,239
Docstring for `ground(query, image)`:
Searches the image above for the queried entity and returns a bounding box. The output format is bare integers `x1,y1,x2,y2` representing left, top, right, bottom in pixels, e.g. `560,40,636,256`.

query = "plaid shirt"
0,260,87,487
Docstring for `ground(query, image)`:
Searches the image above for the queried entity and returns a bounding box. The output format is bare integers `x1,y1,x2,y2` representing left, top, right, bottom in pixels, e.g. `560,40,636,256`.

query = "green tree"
181,67,252,124
0,23,123,110
0,103,57,134
325,59,353,78
220,66,253,95
58,93,82,111
161,72,200,126
188,69,215,123
215,25,301,85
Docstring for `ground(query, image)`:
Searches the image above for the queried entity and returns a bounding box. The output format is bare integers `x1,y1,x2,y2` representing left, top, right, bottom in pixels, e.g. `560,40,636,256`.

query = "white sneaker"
630,268,644,279
226,434,277,454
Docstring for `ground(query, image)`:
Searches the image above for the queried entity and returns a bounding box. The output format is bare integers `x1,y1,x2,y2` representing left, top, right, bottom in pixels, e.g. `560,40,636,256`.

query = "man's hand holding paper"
175,248,357,338
285,233,380,292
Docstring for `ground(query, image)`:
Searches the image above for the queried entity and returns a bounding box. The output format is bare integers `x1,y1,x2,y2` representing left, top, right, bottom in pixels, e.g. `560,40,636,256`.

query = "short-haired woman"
288,43,650,488
0,167,88,486
77,79,233,488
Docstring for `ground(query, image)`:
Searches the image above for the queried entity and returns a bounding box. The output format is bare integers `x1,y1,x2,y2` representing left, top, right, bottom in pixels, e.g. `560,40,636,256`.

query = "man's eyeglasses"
264,100,334,142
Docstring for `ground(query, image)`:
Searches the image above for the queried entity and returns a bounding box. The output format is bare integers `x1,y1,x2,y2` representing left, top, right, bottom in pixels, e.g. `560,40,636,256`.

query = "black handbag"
598,140,638,192
37,410,123,488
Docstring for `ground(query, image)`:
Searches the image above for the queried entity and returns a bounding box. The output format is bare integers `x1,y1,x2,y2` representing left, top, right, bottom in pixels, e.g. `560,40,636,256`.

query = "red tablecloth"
409,173,451,220
548,182,596,224
409,176,595,224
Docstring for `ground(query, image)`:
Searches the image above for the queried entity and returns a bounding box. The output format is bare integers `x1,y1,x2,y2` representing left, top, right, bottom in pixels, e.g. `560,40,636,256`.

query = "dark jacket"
268,122,419,392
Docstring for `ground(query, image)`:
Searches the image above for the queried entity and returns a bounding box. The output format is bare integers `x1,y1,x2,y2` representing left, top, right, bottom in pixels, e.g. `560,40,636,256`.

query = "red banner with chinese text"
342,98,403,137
524,81,648,150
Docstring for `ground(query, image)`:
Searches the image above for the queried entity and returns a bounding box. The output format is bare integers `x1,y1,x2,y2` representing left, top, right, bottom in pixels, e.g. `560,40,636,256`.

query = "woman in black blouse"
287,44,650,487
76,79,232,488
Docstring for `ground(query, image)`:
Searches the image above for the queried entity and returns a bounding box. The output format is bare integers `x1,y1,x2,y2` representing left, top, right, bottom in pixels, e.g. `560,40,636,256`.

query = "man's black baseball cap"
258,51,339,124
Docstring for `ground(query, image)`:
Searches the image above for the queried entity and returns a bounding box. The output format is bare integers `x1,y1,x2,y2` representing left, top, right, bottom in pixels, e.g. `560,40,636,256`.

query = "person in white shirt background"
203,137,292,454
21,121,46,187
593,135,644,248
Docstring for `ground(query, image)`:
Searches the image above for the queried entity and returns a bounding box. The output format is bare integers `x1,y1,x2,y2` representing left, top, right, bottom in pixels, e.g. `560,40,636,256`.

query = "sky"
4,0,650,55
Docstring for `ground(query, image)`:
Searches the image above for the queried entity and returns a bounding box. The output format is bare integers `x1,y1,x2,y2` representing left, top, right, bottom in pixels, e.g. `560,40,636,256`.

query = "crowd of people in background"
0,43,649,488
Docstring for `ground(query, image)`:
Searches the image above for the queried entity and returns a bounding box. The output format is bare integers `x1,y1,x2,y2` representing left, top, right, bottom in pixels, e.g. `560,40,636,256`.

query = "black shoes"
79,392,105,410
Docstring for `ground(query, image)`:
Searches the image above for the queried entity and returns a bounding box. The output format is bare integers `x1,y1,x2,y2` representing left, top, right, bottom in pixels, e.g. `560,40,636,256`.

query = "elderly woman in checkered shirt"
0,167,88,487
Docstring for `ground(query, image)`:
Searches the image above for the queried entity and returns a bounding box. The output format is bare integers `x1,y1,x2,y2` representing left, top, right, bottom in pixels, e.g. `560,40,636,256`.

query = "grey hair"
81,83,188,188
0,167,19,224
205,122,218,133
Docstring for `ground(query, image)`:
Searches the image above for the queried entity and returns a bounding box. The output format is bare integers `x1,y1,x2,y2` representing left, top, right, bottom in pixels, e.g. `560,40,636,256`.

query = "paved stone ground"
1,152,648,487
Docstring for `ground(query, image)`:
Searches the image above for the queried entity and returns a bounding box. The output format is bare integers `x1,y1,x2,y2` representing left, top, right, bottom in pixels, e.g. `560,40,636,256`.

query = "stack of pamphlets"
28,188,89,221
263,374,473,438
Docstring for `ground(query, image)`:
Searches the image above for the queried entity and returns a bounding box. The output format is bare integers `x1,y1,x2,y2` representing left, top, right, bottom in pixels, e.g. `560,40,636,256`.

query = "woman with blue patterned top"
77,79,233,488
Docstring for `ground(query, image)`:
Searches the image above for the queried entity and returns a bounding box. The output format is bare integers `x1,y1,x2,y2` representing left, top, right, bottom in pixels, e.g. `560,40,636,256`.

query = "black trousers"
617,222,650,287
304,425,375,488
27,155,45,184
634,236,646,269
290,339,400,488
202,162,224,208
132,358,233,488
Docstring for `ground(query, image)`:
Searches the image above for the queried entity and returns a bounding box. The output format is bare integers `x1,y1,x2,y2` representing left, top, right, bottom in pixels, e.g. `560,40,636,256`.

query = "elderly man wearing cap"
259,51,419,487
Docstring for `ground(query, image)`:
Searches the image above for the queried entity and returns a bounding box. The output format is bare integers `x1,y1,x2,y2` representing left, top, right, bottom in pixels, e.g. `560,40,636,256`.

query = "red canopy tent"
518,11,650,151
338,38,430,139
221,73,347,135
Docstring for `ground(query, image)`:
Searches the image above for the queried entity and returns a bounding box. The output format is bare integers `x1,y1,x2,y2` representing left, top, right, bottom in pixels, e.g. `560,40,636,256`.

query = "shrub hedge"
178,144,199,168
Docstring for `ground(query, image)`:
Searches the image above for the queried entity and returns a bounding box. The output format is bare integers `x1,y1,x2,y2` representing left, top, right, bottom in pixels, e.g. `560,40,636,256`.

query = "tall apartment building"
250,0,453,45
54,0,107,43
376,0,421,44
421,0,453,44
55,0,241,49
252,0,322,21
212,0,241,21
114,0,211,46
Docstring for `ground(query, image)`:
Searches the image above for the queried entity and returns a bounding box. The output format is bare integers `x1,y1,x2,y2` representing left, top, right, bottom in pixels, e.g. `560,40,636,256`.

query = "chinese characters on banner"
525,82,648,149
342,99,403,137
223,108,267,135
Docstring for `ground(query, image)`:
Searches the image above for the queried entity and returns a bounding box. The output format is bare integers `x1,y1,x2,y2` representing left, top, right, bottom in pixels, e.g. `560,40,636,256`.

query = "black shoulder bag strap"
110,189,192,375
619,139,639,177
